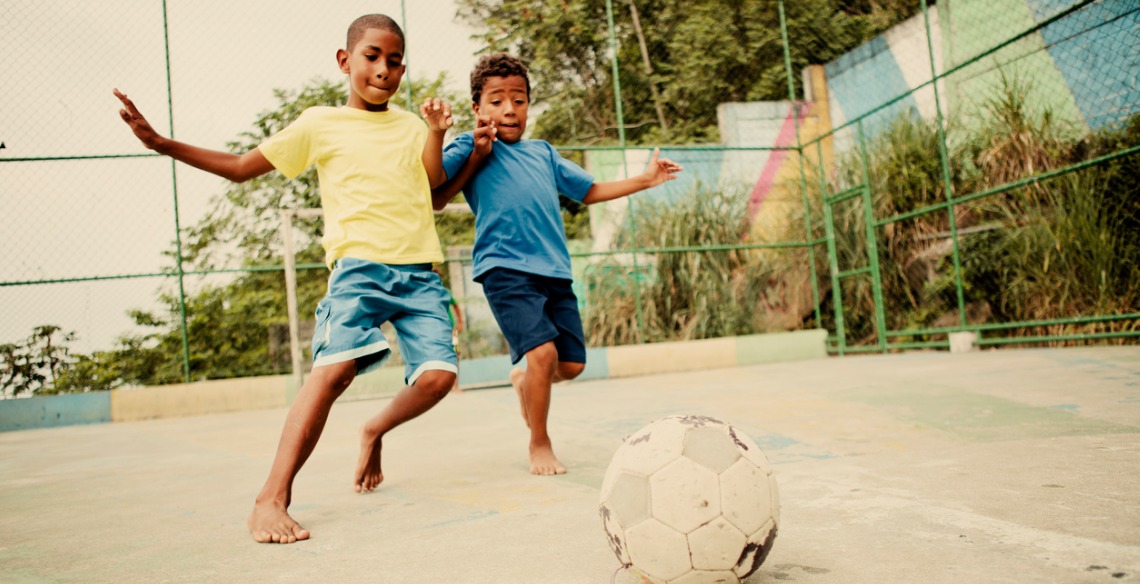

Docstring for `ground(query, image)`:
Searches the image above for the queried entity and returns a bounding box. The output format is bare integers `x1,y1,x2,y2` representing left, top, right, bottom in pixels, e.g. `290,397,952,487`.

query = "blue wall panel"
825,36,922,136
1027,0,1140,130
1,392,111,432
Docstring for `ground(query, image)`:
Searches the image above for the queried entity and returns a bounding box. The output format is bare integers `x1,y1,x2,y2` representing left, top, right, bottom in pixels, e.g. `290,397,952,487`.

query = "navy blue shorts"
479,268,587,365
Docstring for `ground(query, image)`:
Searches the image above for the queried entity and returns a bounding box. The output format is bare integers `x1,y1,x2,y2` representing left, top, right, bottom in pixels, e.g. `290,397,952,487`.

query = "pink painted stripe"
748,102,808,218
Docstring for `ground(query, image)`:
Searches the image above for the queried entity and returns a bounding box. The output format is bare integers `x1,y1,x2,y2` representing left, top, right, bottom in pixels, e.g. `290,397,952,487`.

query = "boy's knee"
414,369,456,400
557,361,585,381
311,361,357,396
525,342,558,371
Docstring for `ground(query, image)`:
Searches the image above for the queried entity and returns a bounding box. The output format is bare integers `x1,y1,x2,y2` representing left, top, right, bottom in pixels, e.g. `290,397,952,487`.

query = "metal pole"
922,0,967,327
161,0,191,383
856,121,888,352
778,0,823,327
814,140,846,354
821,182,846,356
605,0,645,342
400,0,414,107
280,211,304,392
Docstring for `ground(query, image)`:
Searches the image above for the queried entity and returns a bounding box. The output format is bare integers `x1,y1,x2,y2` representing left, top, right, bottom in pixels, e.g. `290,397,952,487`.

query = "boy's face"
337,28,405,112
473,75,529,143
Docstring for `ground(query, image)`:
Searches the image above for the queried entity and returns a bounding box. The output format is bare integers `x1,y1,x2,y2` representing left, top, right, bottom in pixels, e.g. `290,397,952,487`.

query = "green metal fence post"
856,121,888,352
605,0,645,343
821,186,846,356
400,0,414,107
813,140,845,352
922,0,967,328
778,0,823,328
161,0,192,383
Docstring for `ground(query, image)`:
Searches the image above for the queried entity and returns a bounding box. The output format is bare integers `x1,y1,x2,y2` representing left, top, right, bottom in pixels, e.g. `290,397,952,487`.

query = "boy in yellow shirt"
115,14,458,544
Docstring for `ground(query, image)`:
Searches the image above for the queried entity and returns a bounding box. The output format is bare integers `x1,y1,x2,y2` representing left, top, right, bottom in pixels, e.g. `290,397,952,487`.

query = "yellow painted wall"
111,375,288,422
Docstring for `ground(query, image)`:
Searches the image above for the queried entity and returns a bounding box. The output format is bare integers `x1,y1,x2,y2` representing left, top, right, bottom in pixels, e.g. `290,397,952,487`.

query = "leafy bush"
798,74,1140,346
582,186,775,346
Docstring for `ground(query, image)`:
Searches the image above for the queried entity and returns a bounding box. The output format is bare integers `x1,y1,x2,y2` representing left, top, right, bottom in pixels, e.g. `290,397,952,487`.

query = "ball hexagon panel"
619,418,690,477
732,427,773,476
682,426,742,474
603,471,651,529
599,502,631,565
650,457,722,534
719,458,772,536
626,518,693,583
733,518,778,580
599,442,627,499
688,516,747,571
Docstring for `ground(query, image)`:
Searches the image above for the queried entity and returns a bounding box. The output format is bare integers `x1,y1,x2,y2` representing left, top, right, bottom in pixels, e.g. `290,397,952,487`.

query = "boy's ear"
471,102,480,115
336,49,350,73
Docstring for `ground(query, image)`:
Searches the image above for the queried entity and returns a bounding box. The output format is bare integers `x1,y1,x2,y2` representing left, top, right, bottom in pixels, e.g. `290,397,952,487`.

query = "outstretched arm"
582,147,683,205
114,89,273,183
431,115,497,210
420,97,455,189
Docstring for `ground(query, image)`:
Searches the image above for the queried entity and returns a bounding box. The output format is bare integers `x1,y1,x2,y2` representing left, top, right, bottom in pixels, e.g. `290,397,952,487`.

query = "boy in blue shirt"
116,14,459,543
435,53,682,475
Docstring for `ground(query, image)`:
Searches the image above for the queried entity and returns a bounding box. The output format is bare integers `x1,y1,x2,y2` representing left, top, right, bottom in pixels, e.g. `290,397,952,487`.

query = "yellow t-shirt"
258,106,444,267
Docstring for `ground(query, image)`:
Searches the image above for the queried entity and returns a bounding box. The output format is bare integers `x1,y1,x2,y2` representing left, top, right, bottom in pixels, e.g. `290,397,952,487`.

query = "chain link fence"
796,0,1139,352
2,0,1136,396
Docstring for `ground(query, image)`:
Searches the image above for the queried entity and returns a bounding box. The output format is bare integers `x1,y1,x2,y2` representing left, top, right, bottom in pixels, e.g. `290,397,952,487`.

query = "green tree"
36,73,478,390
456,0,916,144
0,325,75,397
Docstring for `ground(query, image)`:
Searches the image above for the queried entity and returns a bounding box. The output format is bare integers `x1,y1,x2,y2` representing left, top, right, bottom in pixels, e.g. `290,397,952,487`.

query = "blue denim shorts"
311,258,457,385
479,268,586,365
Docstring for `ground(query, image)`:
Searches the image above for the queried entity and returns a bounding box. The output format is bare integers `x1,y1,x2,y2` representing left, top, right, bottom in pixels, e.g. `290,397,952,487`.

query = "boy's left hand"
421,97,454,132
643,147,684,187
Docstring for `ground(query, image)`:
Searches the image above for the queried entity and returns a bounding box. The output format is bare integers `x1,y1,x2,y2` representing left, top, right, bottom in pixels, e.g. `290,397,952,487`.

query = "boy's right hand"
421,97,454,133
473,115,497,158
113,89,164,150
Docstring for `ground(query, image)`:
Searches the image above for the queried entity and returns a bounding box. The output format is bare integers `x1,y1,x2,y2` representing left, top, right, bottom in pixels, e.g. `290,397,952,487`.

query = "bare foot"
510,367,529,427
248,502,310,544
354,425,384,493
530,441,567,475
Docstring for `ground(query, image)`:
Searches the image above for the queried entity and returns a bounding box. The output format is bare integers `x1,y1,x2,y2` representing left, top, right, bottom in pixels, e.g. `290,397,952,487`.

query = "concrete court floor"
1,346,1138,584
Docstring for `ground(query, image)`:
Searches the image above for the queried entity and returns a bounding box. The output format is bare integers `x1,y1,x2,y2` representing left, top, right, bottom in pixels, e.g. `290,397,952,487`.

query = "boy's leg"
248,360,356,543
482,268,586,475
354,264,458,492
511,359,584,427
354,369,456,492
513,349,585,474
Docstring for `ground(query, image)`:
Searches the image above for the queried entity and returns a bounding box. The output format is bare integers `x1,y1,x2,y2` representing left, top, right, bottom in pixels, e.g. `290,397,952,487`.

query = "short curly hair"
470,53,530,104
346,14,404,52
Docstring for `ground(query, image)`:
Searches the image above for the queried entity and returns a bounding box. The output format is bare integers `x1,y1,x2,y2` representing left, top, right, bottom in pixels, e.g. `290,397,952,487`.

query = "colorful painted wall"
585,0,1135,248
825,10,946,140
826,0,1138,141
584,67,830,245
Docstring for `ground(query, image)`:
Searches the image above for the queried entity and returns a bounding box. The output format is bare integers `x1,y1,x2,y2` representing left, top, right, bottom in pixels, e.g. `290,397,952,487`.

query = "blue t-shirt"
442,133,594,281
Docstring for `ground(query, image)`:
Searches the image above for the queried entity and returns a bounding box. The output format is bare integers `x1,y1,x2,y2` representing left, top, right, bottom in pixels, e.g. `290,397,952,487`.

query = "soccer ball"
599,415,779,583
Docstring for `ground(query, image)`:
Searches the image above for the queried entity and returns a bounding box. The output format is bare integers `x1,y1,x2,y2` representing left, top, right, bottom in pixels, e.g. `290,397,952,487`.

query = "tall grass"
800,73,1139,346
581,75,1138,349
582,186,778,346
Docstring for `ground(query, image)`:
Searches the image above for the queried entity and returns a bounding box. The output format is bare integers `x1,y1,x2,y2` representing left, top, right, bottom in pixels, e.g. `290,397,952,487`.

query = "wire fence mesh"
2,0,1136,396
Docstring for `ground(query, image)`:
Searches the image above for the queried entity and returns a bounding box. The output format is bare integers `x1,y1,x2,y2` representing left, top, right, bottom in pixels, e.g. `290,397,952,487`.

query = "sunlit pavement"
2,346,1138,583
